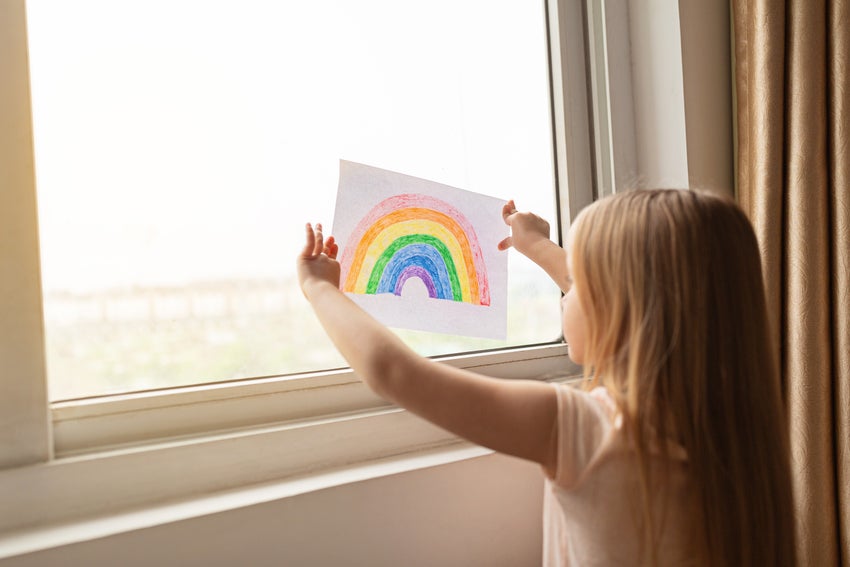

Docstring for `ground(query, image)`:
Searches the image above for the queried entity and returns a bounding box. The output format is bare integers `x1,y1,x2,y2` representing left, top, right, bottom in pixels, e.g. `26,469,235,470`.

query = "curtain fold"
830,1,850,564
733,0,849,565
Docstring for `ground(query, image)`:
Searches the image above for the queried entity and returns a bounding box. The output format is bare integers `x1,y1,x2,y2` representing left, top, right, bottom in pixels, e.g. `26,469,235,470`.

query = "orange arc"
343,207,480,303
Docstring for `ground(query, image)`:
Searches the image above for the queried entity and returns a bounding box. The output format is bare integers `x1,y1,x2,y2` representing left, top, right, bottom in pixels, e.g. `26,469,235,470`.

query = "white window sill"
0,442,494,560
0,344,579,559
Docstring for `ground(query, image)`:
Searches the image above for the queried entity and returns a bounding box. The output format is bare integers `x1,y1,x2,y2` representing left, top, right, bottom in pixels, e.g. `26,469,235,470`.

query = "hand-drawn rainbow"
339,193,490,306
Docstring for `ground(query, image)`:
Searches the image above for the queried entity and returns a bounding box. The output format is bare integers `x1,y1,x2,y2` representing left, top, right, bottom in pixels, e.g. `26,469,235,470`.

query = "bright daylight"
26,0,561,399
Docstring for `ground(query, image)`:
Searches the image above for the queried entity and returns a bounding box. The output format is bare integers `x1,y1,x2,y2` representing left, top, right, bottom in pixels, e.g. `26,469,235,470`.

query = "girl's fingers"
301,223,316,257
302,222,337,259
500,201,518,250
314,223,324,256
325,236,339,259
502,200,517,224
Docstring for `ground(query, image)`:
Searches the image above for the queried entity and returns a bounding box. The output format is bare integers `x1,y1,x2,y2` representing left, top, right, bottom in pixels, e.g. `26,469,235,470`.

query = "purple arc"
393,265,438,298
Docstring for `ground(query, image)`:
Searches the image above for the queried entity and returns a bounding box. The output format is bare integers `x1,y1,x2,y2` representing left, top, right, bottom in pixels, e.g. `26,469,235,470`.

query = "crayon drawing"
332,161,508,339
339,193,490,306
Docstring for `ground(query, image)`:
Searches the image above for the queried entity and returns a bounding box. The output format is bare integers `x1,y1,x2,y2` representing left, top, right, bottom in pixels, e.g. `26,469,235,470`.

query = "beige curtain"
733,0,849,565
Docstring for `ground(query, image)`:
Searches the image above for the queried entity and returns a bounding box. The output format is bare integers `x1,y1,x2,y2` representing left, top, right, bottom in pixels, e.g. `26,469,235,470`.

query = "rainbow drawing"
339,193,490,306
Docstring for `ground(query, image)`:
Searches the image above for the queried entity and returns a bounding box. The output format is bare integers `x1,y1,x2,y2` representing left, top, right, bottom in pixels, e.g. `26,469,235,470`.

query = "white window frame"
0,0,604,555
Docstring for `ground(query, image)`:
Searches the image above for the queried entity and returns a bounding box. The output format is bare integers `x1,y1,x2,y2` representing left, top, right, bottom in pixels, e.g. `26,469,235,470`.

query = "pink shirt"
543,384,702,566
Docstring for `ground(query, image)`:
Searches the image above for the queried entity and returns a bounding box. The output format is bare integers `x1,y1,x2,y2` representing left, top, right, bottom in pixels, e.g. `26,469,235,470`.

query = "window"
26,0,565,401
3,0,732,557
0,0,597,544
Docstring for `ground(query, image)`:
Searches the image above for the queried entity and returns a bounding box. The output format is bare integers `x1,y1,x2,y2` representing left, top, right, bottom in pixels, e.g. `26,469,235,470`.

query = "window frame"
0,0,52,471
0,0,596,548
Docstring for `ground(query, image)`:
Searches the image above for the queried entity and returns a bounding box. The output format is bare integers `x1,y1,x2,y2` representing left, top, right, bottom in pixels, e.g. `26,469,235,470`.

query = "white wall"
2,454,543,567
605,0,733,194
679,0,734,194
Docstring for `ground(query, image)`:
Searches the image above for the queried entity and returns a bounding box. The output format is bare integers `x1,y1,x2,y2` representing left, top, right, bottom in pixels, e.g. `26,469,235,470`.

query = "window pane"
27,0,562,400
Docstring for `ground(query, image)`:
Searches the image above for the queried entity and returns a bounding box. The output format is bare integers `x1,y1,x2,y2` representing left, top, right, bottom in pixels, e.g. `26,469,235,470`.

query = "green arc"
366,234,462,301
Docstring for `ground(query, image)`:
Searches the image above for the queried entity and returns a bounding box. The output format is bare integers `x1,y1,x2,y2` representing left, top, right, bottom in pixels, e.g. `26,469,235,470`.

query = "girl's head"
564,189,794,566
566,189,771,418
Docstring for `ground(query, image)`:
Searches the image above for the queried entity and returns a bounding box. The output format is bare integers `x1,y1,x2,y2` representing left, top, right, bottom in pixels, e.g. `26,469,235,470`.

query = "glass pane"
27,0,562,400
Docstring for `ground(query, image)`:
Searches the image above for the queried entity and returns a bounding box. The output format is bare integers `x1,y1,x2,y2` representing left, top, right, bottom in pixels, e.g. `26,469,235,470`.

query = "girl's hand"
498,200,571,292
297,223,341,297
497,199,552,257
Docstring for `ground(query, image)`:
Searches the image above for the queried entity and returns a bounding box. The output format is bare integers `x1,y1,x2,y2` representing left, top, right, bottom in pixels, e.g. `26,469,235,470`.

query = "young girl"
297,189,796,566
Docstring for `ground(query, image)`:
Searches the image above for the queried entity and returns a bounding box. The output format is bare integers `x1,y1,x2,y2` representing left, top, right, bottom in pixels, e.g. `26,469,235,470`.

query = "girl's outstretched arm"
297,223,559,474
498,200,571,292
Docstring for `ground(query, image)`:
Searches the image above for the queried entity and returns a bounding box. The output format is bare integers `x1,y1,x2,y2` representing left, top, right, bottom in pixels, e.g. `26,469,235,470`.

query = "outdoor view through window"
27,0,562,400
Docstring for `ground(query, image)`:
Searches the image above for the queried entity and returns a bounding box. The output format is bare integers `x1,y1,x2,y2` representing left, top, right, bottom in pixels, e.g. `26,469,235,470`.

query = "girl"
297,189,796,566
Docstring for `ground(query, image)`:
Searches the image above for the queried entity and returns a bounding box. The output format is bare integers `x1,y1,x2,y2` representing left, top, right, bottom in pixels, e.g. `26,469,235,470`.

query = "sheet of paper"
332,160,508,339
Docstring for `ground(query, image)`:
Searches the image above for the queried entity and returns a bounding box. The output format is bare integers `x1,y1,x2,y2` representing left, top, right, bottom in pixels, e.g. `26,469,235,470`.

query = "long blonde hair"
569,189,795,566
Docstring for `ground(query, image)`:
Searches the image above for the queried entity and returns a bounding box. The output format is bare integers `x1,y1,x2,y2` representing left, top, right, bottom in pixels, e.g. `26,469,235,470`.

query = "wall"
679,0,734,194
604,0,733,194
2,454,543,567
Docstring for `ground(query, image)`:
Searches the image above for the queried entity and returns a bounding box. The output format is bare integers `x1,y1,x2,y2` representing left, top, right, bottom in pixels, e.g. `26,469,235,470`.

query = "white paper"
332,160,508,339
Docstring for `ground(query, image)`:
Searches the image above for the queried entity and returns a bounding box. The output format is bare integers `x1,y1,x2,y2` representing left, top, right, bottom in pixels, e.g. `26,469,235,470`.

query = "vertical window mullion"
0,0,52,469
547,0,595,240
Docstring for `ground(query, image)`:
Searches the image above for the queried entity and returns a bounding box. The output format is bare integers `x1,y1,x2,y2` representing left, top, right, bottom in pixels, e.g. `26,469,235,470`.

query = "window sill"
0,344,579,557
0,441,494,560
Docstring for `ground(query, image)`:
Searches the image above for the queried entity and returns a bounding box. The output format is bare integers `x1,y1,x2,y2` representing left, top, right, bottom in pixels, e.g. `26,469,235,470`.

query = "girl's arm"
497,200,571,292
297,223,559,475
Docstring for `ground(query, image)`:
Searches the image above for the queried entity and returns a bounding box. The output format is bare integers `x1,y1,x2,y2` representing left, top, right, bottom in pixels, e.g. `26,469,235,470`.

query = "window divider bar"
52,344,576,457
0,0,52,470
547,0,595,236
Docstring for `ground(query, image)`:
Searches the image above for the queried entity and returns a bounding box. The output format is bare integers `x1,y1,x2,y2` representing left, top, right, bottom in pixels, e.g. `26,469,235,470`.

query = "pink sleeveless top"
542,385,702,566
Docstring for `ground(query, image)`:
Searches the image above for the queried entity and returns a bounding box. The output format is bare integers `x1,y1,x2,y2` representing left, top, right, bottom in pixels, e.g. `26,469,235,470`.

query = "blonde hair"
569,189,795,566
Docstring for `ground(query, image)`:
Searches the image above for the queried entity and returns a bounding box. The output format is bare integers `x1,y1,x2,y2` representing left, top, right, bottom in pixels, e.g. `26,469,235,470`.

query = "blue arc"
375,243,454,300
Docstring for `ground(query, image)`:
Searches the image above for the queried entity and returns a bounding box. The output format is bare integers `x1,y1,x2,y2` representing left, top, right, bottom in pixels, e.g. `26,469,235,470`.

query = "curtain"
733,0,849,565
